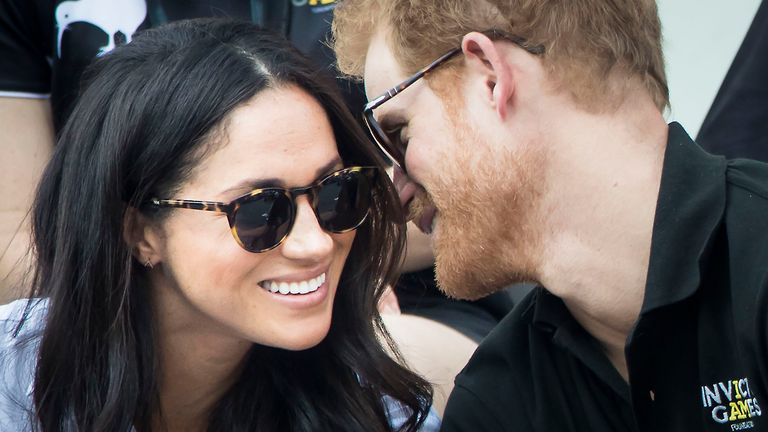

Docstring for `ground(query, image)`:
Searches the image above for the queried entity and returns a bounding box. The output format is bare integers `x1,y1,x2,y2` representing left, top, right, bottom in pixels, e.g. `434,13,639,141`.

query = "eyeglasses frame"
149,166,378,253
362,29,545,172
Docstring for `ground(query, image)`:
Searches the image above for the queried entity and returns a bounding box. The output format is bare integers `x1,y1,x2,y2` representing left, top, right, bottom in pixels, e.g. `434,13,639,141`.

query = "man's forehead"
363,28,409,101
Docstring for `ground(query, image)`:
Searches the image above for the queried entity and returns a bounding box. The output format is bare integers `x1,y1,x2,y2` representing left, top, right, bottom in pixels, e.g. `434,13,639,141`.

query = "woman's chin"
262,320,332,352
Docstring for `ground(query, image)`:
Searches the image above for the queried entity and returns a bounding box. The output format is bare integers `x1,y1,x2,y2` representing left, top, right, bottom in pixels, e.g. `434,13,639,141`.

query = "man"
332,1,768,430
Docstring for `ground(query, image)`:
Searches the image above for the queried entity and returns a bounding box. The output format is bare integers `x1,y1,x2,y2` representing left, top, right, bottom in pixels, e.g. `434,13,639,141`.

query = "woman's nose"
279,196,334,261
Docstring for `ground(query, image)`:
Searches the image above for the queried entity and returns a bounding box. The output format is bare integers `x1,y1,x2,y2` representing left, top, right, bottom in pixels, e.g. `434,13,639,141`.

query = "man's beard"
424,112,544,300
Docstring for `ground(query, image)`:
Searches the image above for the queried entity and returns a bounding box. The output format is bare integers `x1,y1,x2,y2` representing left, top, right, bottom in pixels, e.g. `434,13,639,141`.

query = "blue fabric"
383,394,441,431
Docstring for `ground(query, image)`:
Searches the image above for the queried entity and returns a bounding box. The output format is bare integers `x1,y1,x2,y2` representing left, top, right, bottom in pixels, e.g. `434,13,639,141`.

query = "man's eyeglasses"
149,166,378,253
363,30,545,173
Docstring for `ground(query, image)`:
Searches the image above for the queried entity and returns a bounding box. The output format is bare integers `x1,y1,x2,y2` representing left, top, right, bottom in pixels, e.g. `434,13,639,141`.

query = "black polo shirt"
441,122,768,432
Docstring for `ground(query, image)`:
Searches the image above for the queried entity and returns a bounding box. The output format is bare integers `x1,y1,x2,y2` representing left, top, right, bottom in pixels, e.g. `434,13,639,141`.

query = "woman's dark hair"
25,18,431,431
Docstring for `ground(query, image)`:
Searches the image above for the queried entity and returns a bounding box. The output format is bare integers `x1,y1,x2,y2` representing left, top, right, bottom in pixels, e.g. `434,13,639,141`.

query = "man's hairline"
365,22,467,97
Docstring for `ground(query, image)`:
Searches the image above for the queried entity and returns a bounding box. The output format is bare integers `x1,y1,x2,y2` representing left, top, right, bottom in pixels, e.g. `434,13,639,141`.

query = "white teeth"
261,273,326,296
278,282,290,295
289,282,300,294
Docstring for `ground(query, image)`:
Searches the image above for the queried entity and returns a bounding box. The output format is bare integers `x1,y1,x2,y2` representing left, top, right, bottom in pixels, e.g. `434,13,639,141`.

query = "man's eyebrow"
220,157,344,197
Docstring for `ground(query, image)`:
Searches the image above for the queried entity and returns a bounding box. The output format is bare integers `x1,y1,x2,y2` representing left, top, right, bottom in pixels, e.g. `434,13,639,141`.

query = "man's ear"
123,206,162,268
461,32,514,120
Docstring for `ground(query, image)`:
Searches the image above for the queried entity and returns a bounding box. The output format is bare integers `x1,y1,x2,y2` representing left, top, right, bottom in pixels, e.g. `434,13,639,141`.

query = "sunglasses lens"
233,191,293,252
316,169,374,232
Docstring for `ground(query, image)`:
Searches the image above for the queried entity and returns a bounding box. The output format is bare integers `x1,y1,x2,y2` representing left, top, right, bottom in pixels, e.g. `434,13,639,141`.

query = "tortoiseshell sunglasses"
363,29,545,174
149,166,378,253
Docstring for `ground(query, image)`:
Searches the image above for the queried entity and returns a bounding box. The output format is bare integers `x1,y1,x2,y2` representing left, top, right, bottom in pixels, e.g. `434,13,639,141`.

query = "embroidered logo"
55,0,147,57
702,378,762,430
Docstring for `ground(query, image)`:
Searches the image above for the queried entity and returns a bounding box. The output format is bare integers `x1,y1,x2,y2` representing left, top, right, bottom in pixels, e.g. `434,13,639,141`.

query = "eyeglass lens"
365,110,405,170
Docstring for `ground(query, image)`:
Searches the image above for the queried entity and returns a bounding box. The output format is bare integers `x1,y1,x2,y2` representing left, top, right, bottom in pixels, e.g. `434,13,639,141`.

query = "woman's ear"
461,32,515,120
123,206,162,268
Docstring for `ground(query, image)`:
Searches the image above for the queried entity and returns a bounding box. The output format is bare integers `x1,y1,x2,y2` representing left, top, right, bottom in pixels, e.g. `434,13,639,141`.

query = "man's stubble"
426,95,545,300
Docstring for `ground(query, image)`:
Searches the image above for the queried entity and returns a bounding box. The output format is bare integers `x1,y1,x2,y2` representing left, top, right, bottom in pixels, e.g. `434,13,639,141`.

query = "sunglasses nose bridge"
289,184,321,211
290,184,315,197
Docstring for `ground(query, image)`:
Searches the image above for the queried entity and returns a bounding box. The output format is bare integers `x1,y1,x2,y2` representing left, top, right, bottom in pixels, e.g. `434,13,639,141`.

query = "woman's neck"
152,334,250,431
149,282,253,431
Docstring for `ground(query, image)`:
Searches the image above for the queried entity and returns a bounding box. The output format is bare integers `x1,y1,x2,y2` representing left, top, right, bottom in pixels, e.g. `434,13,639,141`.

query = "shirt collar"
641,122,727,313
527,288,632,400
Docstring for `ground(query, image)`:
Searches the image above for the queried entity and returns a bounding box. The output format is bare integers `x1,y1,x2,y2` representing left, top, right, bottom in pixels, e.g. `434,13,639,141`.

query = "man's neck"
534,92,668,380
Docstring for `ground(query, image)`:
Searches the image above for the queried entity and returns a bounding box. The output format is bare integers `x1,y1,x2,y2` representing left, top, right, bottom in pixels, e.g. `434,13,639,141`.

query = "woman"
0,18,436,431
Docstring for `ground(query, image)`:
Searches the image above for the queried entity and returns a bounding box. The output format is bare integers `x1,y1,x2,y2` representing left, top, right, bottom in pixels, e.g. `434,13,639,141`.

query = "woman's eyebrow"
317,157,346,178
